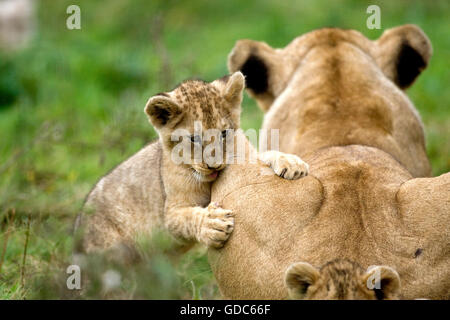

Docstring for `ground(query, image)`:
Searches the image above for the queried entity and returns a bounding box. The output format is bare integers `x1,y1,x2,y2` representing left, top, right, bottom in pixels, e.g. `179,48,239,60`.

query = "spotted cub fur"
285,259,401,300
77,72,309,255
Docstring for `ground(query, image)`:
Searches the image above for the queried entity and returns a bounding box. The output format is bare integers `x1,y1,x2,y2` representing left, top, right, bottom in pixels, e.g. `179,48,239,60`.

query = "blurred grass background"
0,0,449,299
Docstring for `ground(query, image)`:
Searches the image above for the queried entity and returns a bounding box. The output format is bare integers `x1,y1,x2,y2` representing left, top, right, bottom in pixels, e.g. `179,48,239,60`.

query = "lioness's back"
209,145,428,299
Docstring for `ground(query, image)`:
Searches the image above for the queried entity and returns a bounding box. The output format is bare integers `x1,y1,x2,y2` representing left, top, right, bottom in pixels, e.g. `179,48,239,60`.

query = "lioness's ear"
362,266,401,300
144,95,183,129
285,262,320,299
376,24,432,89
223,71,245,104
227,40,280,111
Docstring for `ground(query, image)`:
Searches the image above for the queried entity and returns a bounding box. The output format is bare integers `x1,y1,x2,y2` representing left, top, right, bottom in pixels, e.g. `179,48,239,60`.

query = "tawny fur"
228,25,431,177
76,72,309,255
208,25,449,300
285,259,401,300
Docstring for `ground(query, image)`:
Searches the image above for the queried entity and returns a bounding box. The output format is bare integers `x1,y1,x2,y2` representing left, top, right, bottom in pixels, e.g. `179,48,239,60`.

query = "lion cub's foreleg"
258,150,309,180
164,201,234,249
163,151,308,249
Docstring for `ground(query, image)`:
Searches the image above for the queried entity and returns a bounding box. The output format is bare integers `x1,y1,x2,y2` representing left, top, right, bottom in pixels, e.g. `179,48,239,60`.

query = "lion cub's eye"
221,130,229,139
190,135,201,144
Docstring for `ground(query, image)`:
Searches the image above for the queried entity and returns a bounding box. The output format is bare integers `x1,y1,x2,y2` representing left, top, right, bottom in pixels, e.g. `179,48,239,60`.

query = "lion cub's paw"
198,202,234,248
259,150,309,180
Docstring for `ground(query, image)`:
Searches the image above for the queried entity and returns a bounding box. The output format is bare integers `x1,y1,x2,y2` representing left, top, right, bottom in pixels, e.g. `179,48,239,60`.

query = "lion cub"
285,259,401,300
78,72,309,254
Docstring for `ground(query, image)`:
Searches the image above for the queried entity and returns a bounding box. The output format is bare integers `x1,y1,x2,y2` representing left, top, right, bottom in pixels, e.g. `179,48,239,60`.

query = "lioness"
228,25,431,177
208,25,449,299
76,72,308,255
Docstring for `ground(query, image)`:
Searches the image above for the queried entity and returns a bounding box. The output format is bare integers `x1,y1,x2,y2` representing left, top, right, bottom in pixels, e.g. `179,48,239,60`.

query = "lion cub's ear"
375,24,432,89
144,95,183,129
223,71,245,104
285,262,320,299
362,265,401,300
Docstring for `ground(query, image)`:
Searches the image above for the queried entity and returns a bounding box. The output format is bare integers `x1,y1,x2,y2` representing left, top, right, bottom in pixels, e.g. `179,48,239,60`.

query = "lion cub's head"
285,259,401,300
144,72,245,182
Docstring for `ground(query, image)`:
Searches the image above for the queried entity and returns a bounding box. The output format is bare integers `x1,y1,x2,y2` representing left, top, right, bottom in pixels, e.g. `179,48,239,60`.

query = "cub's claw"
259,150,309,180
198,203,234,248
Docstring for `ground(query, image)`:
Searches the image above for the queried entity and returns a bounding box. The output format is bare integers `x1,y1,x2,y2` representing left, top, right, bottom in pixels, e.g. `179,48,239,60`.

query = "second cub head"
144,72,245,182
285,259,401,300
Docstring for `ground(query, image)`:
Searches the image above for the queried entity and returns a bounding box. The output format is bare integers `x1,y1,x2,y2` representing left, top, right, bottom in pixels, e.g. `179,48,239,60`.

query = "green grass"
0,0,449,299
